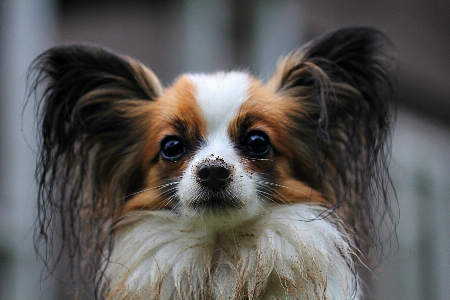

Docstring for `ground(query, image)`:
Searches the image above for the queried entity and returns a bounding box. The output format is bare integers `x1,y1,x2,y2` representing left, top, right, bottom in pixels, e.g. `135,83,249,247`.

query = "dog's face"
122,72,325,226
30,27,395,298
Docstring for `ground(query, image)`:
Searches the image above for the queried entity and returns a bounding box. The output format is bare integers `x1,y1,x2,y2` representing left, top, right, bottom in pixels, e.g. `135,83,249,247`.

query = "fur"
104,206,358,299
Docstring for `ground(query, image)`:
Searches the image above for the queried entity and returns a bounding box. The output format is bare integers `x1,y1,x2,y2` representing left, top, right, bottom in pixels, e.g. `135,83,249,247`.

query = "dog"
30,26,396,299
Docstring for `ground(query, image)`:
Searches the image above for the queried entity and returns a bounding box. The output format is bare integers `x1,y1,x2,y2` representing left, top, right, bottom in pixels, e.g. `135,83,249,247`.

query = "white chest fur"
104,205,360,300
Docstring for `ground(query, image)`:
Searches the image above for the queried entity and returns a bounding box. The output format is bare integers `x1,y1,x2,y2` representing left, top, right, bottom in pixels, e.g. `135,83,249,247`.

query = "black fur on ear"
28,45,163,292
268,27,397,258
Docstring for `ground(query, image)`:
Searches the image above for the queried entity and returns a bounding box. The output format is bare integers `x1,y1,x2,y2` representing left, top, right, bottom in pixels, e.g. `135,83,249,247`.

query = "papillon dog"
30,27,396,299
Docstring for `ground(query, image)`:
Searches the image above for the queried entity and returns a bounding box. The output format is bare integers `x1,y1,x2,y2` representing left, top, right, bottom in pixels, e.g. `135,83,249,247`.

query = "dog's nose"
197,163,230,189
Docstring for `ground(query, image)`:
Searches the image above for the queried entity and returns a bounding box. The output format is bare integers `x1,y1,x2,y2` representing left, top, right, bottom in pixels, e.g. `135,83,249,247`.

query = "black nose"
197,163,231,190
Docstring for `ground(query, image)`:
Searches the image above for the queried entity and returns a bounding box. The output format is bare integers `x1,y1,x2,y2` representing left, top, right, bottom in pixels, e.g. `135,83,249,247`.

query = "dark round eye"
161,136,185,161
243,130,270,157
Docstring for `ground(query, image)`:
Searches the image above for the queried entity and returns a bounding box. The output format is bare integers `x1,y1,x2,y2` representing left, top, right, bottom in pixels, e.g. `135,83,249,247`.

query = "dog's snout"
197,162,230,190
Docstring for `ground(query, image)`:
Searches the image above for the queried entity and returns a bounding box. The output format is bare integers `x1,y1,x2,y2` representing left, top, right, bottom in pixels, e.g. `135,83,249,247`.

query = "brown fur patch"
228,79,328,206
123,76,207,213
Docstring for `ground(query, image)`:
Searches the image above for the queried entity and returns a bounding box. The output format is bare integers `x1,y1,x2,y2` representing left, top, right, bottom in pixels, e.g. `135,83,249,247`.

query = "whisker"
160,195,178,211
169,201,182,214
118,180,180,202
254,180,319,202
257,190,283,204
249,179,336,221
255,185,290,204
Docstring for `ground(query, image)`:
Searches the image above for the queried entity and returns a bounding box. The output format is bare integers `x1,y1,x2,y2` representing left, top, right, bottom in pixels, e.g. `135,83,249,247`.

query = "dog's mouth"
189,194,244,212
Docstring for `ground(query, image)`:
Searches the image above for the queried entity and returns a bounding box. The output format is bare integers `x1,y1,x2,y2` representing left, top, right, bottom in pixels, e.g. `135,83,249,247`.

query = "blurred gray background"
1,0,449,299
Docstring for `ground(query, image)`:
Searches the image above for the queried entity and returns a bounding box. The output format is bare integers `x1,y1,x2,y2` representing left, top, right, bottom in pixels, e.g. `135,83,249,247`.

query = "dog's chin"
176,180,267,229
181,197,266,230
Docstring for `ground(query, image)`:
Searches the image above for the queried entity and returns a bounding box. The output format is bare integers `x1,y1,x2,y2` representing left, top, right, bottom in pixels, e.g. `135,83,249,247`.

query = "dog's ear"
29,45,163,286
268,27,396,250
31,45,163,199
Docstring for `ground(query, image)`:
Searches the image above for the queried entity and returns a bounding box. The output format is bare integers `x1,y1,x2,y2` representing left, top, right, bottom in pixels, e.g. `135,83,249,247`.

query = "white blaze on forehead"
187,72,250,139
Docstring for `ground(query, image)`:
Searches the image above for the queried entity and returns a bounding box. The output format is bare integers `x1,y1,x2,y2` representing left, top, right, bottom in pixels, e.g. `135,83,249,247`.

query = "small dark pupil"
247,135,267,153
164,139,183,157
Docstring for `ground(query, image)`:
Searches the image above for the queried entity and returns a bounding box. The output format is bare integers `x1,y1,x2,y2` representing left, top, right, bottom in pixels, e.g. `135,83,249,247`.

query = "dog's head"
120,70,330,227
30,27,396,295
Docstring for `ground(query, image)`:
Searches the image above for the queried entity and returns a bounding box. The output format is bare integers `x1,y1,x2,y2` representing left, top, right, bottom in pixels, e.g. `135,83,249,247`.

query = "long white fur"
105,205,359,299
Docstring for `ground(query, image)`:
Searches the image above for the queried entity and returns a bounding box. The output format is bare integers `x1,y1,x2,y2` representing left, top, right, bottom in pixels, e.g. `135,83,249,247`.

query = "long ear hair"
28,45,163,293
268,27,397,258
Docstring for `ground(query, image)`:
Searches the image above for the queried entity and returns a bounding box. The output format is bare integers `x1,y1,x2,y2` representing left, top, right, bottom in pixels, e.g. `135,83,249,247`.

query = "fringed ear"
268,27,396,256
29,45,163,292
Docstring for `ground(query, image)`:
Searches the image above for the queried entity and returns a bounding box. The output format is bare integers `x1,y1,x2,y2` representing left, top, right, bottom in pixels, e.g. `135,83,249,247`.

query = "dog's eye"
243,130,270,157
161,136,185,161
